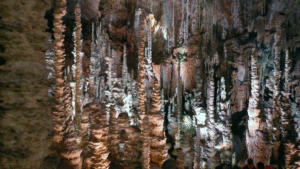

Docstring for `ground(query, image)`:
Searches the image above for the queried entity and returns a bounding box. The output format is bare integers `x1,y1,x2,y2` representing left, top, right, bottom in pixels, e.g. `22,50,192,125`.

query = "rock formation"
89,102,110,169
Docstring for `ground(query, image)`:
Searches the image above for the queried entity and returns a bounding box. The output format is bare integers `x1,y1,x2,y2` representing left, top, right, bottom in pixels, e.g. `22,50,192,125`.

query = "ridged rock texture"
89,102,110,169
0,0,56,168
137,9,147,123
51,0,83,168
118,112,141,169
205,70,217,168
140,116,151,169
74,3,83,135
148,80,168,167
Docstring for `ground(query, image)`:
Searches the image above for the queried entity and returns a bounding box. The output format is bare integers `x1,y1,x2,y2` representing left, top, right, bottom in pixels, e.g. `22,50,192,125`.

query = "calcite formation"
3,0,300,168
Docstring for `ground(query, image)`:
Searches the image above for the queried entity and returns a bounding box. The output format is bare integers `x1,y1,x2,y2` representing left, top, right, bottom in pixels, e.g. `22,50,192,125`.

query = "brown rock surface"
0,0,56,168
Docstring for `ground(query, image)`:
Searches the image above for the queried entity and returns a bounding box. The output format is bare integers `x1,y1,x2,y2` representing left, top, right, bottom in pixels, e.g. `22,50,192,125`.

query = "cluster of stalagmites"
51,0,83,168
46,0,300,168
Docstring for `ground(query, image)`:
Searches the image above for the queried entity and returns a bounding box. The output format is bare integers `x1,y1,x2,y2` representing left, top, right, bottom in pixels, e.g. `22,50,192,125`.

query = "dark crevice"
0,45,4,53
44,7,54,39
0,57,7,66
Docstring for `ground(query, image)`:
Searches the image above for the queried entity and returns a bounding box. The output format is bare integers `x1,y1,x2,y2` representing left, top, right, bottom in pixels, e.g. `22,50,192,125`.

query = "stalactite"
172,0,175,45
285,48,291,92
95,22,103,98
274,20,282,97
74,3,83,135
193,56,204,169
144,18,154,80
89,22,97,98
232,0,242,33
184,0,189,46
105,53,113,104
257,16,266,41
191,0,199,35
135,9,142,40
89,102,110,169
179,0,184,45
122,45,128,88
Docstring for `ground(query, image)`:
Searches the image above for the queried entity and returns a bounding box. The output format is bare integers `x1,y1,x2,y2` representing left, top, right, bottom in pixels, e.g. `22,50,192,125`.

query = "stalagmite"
271,20,284,162
117,113,129,164
52,0,68,144
51,1,84,167
219,77,232,151
141,117,150,169
74,3,83,134
81,104,91,148
246,48,271,164
193,56,204,169
89,102,110,169
138,10,147,122
205,69,217,168
177,148,185,169
118,113,140,168
108,105,120,166
148,80,168,167
60,81,83,168
285,143,297,169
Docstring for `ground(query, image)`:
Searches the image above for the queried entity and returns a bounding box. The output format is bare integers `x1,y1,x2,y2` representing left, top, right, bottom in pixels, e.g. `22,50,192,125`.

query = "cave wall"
0,0,56,168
